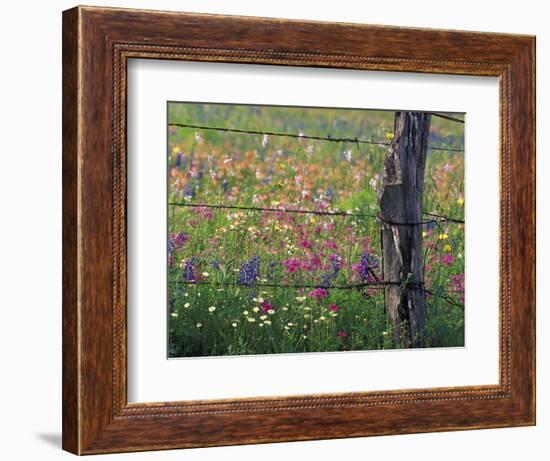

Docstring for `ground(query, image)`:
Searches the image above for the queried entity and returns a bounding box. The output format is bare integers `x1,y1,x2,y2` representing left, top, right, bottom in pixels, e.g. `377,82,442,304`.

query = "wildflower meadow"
167,103,465,358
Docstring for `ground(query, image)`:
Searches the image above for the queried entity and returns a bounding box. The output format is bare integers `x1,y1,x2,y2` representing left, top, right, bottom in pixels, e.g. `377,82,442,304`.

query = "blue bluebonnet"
168,238,175,258
184,182,194,199
238,256,261,287
222,179,229,194
211,260,221,271
329,254,341,278
262,168,273,184
267,260,278,280
174,232,188,245
358,253,369,280
182,256,197,281
248,288,257,301
426,220,436,231
321,273,332,288
175,153,182,168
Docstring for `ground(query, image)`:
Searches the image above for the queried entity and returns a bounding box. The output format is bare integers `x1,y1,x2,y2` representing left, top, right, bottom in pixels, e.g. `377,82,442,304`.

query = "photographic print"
167,102,465,358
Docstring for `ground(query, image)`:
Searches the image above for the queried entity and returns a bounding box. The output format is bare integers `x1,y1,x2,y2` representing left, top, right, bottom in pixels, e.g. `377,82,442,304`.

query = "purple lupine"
238,256,261,287
175,153,182,168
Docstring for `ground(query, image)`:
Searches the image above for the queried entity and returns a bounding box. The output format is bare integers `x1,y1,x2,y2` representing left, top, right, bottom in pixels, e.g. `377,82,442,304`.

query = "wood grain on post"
380,112,431,347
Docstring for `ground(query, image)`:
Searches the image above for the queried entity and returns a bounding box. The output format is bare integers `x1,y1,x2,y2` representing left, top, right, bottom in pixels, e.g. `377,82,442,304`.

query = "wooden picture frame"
62,5,536,455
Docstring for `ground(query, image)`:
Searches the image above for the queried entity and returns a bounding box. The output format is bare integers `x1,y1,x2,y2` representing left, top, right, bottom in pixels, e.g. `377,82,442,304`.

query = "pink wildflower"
442,253,455,266
260,301,274,314
284,258,301,273
194,206,213,220
308,288,328,301
301,255,322,271
300,239,314,249
324,240,338,249
337,330,347,337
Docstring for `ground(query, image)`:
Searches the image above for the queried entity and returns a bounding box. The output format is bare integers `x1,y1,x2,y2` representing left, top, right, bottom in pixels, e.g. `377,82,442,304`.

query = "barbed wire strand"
169,280,422,289
168,280,463,305
168,122,464,153
168,202,465,225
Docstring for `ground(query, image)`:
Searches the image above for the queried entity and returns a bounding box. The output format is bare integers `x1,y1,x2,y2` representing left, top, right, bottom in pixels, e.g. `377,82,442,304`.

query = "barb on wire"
168,202,465,226
425,289,465,309
429,112,465,124
169,122,464,153
423,211,465,224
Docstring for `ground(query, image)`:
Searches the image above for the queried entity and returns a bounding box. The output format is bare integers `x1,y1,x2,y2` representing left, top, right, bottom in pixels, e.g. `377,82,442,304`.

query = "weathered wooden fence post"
379,111,430,347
